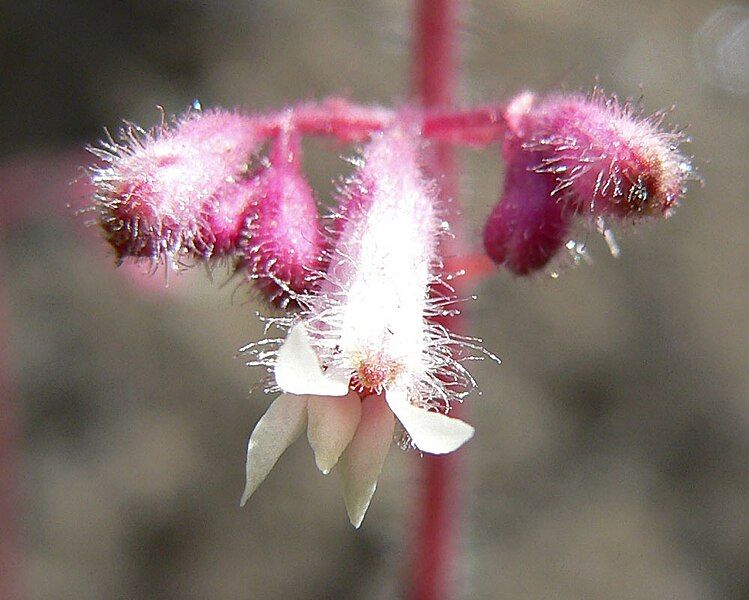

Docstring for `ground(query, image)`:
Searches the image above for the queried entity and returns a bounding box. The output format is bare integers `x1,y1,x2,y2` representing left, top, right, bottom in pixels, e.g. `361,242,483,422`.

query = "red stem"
409,2,466,600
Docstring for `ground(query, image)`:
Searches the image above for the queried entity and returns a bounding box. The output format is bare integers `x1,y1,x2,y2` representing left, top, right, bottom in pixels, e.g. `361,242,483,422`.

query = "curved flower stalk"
88,92,693,287
240,127,483,527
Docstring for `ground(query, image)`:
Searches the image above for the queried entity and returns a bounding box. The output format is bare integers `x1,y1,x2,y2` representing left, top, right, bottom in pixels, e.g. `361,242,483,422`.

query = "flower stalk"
409,2,465,599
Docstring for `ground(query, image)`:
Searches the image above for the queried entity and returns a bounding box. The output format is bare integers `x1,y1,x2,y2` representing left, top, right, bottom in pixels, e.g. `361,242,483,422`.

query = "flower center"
352,352,402,392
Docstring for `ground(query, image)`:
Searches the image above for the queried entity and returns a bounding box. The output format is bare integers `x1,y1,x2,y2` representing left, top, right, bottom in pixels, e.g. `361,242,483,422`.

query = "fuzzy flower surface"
241,128,479,527
89,107,262,267
484,90,694,274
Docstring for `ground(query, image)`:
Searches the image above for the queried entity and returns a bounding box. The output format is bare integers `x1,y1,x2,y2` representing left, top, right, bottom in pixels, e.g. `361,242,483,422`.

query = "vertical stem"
0,284,20,600
410,2,466,600
414,0,459,200
414,0,458,106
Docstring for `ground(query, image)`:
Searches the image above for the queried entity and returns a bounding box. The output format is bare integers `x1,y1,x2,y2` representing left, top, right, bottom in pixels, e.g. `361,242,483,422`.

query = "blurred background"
1,0,747,598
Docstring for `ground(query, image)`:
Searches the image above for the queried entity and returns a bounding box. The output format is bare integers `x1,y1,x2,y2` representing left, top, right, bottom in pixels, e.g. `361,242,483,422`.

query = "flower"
240,127,480,527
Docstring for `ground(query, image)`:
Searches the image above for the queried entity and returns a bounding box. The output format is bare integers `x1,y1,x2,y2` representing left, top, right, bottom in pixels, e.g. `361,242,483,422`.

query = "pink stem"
422,106,507,146
408,2,466,600
254,99,506,146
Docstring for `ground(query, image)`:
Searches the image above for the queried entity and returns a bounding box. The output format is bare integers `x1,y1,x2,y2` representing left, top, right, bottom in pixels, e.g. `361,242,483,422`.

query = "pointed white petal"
274,322,350,397
338,395,395,528
385,387,474,455
307,391,362,474
240,394,308,506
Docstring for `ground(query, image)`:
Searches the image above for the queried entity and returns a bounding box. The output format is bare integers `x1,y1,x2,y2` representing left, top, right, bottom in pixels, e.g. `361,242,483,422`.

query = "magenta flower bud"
235,132,326,307
483,136,569,275
484,90,693,274
89,107,262,266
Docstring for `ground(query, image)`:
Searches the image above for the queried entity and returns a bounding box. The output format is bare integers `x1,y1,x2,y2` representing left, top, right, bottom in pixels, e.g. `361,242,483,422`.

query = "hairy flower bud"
235,132,326,307
484,90,693,274
89,107,261,267
314,128,442,395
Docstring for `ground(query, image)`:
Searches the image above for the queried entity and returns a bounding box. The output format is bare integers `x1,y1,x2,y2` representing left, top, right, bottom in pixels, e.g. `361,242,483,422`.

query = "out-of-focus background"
1,1,747,598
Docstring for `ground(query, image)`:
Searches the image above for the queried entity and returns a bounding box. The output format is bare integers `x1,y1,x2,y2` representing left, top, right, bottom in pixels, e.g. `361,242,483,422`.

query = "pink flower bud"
235,132,326,307
528,90,692,218
484,90,693,274
89,107,261,267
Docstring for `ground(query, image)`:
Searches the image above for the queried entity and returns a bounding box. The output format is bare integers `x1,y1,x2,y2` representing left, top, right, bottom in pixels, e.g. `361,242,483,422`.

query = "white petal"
385,387,474,455
274,322,350,397
338,395,395,528
307,391,362,474
240,394,308,506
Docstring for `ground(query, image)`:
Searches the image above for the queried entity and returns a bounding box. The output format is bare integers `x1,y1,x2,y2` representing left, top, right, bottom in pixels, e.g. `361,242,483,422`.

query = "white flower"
240,128,480,527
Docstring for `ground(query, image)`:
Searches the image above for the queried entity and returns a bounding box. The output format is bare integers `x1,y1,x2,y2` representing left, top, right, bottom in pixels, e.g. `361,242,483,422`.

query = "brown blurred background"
1,1,747,598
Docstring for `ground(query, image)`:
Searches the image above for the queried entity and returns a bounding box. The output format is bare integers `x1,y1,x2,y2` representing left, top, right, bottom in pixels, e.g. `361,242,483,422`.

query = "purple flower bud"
527,90,692,218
